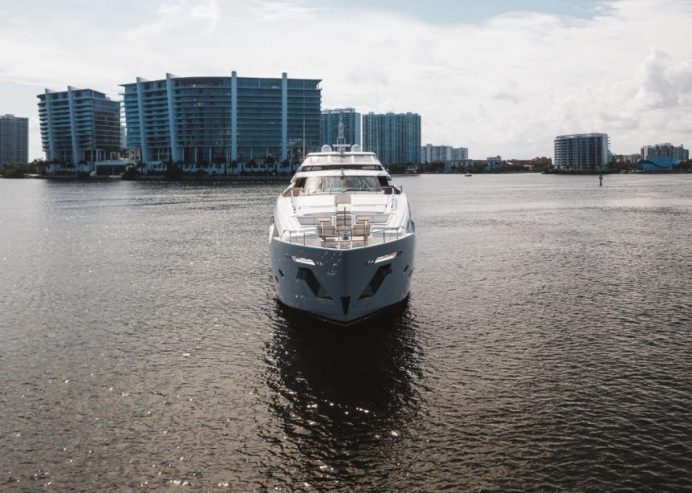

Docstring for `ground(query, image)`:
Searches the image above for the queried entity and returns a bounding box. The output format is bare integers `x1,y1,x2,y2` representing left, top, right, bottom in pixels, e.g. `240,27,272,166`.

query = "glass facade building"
38,87,121,164
554,133,610,170
0,114,29,165
121,72,321,165
362,112,421,166
320,108,361,147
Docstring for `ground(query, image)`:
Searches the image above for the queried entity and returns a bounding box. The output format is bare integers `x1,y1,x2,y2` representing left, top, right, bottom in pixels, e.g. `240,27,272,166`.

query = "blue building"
37,87,121,168
121,72,321,171
362,112,421,166
639,143,689,171
321,108,361,147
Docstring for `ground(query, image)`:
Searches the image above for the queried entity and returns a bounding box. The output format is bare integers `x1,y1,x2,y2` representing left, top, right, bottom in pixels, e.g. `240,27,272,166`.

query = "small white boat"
269,144,416,325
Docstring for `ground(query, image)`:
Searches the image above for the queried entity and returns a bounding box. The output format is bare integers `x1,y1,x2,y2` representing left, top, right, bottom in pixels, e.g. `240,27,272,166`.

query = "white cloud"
248,0,318,22
0,0,691,160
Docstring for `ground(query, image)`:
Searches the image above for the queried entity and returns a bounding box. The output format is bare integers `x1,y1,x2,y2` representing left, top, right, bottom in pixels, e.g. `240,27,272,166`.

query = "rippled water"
1,174,691,491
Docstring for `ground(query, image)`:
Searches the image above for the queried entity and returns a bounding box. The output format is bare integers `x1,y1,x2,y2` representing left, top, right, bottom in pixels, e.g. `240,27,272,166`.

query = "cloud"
554,47,692,145
634,49,692,110
158,0,220,31
0,0,691,160
248,0,318,22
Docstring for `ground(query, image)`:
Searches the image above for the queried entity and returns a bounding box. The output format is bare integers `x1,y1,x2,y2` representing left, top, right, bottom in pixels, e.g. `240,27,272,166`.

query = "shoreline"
19,174,293,183
4,170,689,182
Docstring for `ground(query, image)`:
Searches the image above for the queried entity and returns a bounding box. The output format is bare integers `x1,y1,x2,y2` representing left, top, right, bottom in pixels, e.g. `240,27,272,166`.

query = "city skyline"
1,0,691,161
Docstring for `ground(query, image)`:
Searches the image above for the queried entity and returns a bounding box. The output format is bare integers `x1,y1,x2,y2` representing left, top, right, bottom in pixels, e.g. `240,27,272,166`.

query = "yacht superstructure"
269,144,416,325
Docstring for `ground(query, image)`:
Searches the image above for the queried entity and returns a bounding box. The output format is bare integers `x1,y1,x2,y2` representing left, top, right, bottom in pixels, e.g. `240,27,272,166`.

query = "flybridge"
300,150,383,169
299,164,385,172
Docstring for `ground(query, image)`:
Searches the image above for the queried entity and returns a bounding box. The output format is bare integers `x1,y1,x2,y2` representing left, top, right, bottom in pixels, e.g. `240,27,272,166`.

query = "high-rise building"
420,144,451,163
321,108,361,146
0,114,29,165
640,143,688,170
121,72,321,166
362,112,421,166
37,87,121,165
420,144,468,164
554,133,609,170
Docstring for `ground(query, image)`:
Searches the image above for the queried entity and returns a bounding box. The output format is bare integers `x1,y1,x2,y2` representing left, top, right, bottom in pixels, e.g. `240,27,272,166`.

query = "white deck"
273,190,413,250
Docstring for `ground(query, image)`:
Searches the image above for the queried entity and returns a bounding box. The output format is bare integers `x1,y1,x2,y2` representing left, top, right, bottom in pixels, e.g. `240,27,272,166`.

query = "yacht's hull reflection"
262,298,423,489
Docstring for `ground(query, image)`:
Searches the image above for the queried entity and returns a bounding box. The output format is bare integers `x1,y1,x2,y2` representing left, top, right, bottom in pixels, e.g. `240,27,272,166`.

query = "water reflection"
262,300,423,488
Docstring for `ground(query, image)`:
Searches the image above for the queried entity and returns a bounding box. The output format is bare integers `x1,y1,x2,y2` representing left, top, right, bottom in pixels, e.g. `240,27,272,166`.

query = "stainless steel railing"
280,225,406,248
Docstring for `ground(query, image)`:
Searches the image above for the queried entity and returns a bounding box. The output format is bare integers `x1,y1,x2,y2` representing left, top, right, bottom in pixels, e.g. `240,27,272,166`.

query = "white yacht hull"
270,234,415,325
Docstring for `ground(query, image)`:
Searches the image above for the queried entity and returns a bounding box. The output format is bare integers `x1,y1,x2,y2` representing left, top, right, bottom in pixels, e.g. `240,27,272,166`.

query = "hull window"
359,264,393,299
297,268,333,300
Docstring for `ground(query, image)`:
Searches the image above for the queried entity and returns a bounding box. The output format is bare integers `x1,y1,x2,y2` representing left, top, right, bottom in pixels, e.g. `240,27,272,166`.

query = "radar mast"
334,114,349,153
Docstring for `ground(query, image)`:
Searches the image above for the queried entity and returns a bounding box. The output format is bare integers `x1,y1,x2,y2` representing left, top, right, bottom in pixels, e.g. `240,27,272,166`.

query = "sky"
1,0,691,160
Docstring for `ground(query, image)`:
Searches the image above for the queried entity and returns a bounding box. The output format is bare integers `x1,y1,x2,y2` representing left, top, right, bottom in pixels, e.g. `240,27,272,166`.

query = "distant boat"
464,173,472,177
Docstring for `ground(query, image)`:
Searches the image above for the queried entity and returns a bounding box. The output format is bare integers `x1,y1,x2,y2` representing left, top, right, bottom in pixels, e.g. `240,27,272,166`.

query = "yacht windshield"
303,175,382,194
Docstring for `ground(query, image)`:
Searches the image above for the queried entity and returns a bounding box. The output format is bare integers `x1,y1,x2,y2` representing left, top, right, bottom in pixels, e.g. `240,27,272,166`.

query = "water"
1,174,690,491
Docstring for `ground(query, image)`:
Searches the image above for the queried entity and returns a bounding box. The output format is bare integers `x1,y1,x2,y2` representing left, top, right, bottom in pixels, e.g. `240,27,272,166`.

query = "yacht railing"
280,225,408,249
282,186,401,198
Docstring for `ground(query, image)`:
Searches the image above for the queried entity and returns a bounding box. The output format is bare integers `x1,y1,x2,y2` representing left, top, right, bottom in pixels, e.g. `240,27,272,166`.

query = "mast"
334,114,349,153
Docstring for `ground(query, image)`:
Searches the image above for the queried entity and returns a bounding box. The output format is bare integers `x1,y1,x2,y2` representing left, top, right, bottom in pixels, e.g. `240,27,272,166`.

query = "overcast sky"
1,0,691,160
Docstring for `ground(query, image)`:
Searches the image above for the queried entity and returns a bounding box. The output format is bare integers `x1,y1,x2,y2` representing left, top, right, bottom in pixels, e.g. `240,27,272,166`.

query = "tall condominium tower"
362,112,421,166
0,114,29,165
320,108,361,146
554,133,610,170
121,72,321,165
37,87,121,164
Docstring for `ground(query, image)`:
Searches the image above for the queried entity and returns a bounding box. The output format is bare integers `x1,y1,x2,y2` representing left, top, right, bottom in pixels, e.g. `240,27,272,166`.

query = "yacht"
269,144,416,325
